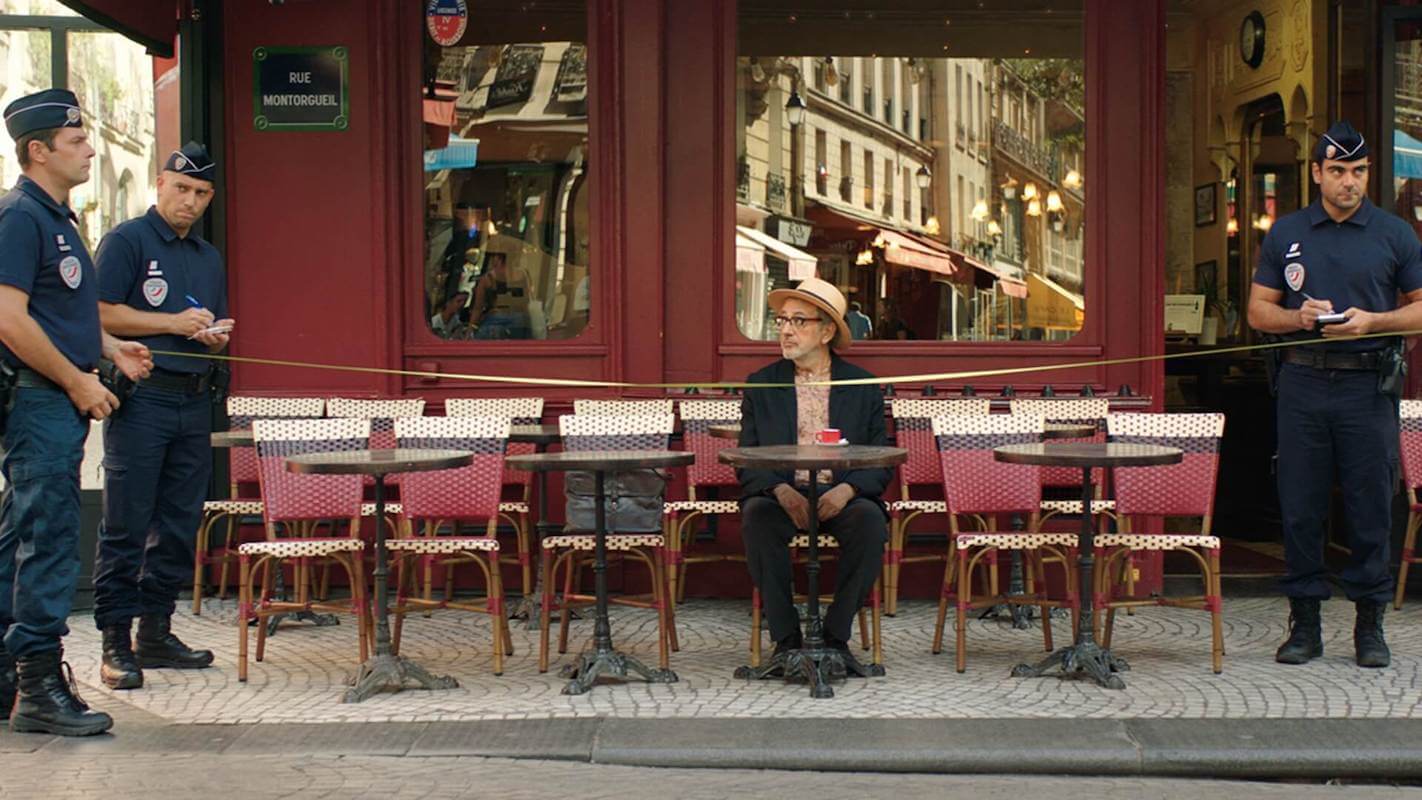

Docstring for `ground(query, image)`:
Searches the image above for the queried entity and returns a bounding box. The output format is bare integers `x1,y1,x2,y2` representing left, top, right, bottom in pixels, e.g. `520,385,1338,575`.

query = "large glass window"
734,1,1086,343
421,1,590,342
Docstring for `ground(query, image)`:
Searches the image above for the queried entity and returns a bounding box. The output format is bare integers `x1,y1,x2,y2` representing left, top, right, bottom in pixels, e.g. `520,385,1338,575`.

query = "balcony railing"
992,118,1067,183
737,156,750,201
766,172,787,210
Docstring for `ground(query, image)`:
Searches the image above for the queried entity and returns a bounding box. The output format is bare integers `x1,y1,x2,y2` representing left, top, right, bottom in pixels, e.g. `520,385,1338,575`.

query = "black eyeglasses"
773,315,824,330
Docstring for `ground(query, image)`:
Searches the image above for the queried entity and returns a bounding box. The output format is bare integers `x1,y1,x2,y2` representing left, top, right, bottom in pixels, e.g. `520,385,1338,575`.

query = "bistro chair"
1094,413,1226,673
386,416,514,675
445,397,546,602
931,414,1079,673
193,395,325,614
571,398,676,416
885,397,991,615
539,413,678,673
1009,397,1114,526
237,418,371,682
1396,401,1422,610
665,399,744,603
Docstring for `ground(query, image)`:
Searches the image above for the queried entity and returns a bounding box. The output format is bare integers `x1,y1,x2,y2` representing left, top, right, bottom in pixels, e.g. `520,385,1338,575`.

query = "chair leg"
489,555,505,676
192,516,212,615
886,513,901,616
558,553,576,655
931,548,956,655
255,558,275,663
518,513,533,600
871,579,883,667
1033,552,1053,652
538,548,555,673
650,551,670,671
857,606,869,651
749,588,762,668
660,548,680,653
238,555,251,682
1208,548,1223,674
1395,512,1418,610
665,517,683,610
218,513,237,601
955,550,970,673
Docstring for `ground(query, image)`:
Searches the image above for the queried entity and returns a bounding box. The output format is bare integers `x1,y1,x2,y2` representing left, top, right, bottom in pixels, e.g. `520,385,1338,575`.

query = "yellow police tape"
150,329,1421,391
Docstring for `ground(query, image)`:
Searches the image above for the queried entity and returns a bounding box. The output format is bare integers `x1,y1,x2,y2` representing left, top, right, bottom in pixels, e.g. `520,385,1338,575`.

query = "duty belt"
1281,348,1383,371
14,368,60,390
141,367,212,395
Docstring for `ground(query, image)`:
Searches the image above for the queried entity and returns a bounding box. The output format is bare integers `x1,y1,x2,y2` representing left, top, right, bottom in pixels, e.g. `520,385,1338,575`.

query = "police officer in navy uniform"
1248,121,1422,669
0,89,152,736
92,142,233,690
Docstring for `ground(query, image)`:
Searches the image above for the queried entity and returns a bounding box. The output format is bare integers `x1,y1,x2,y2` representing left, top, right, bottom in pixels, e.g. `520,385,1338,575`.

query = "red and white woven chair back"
1400,400,1422,492
1107,413,1224,517
445,397,544,488
572,398,676,416
252,418,370,523
933,414,1043,515
326,397,426,449
560,413,675,452
395,416,509,521
678,399,742,489
1010,397,1109,486
892,398,991,487
226,396,326,485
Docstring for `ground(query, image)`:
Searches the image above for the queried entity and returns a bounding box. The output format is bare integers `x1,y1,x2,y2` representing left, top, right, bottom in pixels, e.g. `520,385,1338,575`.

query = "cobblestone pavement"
0,754,1417,800
47,596,1422,724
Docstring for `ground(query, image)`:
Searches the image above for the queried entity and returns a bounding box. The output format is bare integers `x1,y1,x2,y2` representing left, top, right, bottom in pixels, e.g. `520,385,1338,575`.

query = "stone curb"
7,716,1421,779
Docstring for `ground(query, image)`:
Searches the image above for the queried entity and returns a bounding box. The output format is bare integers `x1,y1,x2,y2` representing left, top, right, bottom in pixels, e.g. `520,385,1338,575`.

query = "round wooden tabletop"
505,449,695,472
717,444,908,471
508,424,561,444
993,442,1181,468
707,424,741,440
286,448,473,476
210,430,254,448
1041,422,1098,440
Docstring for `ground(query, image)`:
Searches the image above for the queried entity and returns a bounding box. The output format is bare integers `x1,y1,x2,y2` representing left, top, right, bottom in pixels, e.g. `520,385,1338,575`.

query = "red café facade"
62,0,1173,594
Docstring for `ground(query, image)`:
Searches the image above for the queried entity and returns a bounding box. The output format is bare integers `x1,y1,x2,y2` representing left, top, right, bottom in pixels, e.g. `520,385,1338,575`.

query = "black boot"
135,615,213,669
1354,600,1391,668
1275,597,1323,664
100,623,143,689
0,642,15,721
10,649,113,736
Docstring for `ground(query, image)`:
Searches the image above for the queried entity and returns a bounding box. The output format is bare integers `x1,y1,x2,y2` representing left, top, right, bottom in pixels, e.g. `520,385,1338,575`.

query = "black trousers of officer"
93,385,212,629
1276,363,1397,603
741,491,886,645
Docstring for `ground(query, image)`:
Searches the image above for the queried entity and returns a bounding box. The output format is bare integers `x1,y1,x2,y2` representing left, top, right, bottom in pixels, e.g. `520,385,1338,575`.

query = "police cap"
4,88,83,141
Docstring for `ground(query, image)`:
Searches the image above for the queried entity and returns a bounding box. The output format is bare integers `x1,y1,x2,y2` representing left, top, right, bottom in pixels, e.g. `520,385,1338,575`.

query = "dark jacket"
737,355,891,507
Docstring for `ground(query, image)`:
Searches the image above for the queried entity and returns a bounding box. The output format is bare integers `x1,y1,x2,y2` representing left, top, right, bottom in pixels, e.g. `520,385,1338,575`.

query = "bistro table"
287,448,473,703
708,424,741,440
504,448,695,695
717,444,908,699
993,442,1181,689
506,424,563,629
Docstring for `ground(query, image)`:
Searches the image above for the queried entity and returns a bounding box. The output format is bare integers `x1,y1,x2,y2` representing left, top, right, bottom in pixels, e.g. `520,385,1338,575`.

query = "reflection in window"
422,2,589,341
734,2,1085,342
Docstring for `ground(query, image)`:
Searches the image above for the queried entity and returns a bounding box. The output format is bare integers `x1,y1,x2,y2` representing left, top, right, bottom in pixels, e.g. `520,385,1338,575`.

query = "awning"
735,230,766,274
1025,271,1084,330
875,230,957,276
58,0,177,58
737,225,816,281
1397,129,1422,180
423,136,479,171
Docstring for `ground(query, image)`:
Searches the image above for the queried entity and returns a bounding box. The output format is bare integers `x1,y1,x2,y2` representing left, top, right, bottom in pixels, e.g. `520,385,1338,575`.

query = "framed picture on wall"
1195,259,1217,296
1194,183,1217,227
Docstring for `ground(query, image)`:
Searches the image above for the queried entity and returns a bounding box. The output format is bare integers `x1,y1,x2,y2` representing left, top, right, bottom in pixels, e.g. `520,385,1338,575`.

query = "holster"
210,362,231,408
97,359,137,411
1377,339,1407,401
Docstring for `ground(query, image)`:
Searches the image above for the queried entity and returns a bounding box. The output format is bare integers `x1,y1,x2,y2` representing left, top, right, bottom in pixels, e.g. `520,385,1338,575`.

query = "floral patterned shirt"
795,365,833,485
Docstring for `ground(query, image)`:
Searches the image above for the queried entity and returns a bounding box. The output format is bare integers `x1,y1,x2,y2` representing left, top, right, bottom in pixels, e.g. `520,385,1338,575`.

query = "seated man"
737,277,890,662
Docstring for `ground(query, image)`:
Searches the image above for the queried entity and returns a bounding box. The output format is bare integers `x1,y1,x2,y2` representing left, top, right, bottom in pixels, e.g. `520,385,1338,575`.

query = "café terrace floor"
9,595,1421,779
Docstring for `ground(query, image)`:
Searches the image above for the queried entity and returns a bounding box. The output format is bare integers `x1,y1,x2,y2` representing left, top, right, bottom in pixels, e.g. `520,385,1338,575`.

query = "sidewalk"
3,596,1419,779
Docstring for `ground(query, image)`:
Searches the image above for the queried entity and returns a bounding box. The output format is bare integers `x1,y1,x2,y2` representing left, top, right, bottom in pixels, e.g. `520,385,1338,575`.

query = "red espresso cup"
816,428,842,445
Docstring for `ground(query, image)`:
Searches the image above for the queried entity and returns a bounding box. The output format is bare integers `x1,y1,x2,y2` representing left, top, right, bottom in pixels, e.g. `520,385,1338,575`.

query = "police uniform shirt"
96,206,227,374
0,175,101,371
1253,196,1422,352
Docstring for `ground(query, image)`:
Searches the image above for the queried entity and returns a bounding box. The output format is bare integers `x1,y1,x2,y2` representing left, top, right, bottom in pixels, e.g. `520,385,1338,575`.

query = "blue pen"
185,294,204,309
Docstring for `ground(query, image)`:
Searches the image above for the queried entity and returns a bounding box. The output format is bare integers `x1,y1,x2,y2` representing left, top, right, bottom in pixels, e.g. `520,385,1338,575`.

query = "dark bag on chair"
564,468,668,533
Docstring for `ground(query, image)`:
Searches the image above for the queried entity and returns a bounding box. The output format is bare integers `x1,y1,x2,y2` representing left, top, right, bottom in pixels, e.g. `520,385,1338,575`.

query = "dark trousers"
741,492,886,644
0,387,88,657
93,386,212,629
1276,364,1398,603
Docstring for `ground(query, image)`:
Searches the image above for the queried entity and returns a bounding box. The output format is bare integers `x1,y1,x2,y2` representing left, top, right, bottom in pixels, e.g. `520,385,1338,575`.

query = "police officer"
0,89,152,736
92,142,233,690
1247,121,1422,669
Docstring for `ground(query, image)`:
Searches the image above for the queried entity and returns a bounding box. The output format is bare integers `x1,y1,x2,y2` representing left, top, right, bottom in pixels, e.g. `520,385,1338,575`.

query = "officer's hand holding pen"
170,304,215,338
1297,293,1335,329
183,295,233,348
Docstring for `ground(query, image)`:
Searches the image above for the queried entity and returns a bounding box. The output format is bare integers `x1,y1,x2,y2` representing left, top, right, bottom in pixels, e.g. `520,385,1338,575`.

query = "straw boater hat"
768,277,852,349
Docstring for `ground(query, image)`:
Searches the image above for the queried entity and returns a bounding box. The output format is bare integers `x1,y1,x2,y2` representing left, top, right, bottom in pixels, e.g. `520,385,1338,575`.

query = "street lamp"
915,164,931,188
1000,175,1018,199
785,89,806,126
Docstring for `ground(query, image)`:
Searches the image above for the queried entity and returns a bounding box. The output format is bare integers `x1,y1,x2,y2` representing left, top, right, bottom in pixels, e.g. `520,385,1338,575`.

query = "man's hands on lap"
774,482,856,528
817,483,855,521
